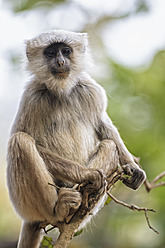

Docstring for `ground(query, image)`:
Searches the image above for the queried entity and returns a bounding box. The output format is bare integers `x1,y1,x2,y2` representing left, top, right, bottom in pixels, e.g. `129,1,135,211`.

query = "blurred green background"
0,0,165,247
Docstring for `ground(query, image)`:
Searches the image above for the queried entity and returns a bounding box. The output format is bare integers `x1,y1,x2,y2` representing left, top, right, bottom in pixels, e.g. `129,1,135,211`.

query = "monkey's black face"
43,42,72,79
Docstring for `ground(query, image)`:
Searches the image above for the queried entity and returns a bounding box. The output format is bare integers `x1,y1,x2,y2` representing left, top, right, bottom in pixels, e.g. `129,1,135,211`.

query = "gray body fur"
7,30,146,248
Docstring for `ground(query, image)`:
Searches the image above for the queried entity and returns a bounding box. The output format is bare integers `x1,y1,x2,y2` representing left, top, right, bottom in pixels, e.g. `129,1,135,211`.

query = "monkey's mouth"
51,67,70,78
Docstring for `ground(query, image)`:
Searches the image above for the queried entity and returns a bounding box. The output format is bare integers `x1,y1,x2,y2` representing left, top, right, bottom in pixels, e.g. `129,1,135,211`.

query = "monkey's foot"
54,187,82,223
122,163,146,190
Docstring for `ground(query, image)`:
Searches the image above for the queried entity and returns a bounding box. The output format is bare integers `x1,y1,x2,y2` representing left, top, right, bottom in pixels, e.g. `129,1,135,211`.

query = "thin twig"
135,160,165,193
44,226,56,234
107,191,155,212
46,166,164,247
48,182,61,190
150,182,165,190
144,171,165,192
144,209,159,234
107,191,159,234
151,171,165,184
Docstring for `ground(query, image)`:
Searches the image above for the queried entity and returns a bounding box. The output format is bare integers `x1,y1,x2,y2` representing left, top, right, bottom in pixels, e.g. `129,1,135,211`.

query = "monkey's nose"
56,58,64,67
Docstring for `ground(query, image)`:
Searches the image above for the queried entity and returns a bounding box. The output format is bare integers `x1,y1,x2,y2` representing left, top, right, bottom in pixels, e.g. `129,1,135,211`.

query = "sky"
1,0,165,68
103,0,165,67
1,0,165,156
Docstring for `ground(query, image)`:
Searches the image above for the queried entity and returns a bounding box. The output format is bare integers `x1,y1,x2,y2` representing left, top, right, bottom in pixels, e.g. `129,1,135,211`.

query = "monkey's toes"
122,167,146,190
55,187,82,222
85,169,107,195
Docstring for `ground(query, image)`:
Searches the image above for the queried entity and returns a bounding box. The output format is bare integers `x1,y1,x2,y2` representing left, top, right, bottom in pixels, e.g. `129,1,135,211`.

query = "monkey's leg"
87,139,145,190
7,132,82,229
98,118,146,189
17,222,43,248
87,139,119,176
7,132,57,223
73,140,118,231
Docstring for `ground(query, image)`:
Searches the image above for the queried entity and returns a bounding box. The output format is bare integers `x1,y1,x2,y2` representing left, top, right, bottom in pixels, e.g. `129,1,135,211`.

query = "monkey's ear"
73,32,89,53
80,33,88,52
26,50,31,61
25,39,41,61
25,40,32,61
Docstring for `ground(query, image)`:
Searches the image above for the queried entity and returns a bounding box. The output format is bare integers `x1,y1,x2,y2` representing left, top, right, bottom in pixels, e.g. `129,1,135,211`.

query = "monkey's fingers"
122,168,146,190
87,169,106,192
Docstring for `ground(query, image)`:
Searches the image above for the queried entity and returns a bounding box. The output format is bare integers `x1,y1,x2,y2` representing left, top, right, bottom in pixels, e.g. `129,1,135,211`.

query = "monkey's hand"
122,163,146,190
81,169,106,195
54,187,82,223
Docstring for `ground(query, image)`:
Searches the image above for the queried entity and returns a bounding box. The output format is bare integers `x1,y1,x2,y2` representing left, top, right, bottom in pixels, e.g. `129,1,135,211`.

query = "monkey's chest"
47,117,99,164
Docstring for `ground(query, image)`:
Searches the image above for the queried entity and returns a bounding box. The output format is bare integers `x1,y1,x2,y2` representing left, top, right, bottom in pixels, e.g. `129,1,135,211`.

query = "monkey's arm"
37,145,104,190
11,93,104,191
96,113,146,189
97,113,134,164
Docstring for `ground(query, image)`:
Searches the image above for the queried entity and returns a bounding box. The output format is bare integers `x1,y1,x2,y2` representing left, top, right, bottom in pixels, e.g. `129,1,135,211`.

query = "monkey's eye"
44,48,56,58
62,47,72,56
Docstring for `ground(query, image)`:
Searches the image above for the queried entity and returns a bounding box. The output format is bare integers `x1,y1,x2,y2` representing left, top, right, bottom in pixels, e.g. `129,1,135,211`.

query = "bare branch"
144,171,165,192
51,167,123,248
151,171,165,184
107,190,155,212
133,157,165,193
44,164,165,247
48,182,61,190
107,191,159,234
144,209,159,234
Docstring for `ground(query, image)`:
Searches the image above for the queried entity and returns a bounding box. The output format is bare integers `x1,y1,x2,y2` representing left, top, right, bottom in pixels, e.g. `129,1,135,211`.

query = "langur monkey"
7,30,146,248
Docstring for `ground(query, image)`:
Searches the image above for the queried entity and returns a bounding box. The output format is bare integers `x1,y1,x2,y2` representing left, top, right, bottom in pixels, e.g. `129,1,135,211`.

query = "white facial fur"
25,30,93,94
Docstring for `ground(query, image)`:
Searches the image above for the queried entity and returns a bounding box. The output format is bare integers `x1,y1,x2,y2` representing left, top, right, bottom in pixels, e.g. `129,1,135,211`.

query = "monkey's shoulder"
22,82,56,108
21,78,107,119
73,77,107,112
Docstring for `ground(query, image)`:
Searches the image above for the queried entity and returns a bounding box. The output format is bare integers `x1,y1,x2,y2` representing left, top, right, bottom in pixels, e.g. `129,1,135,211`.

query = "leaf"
41,236,53,248
104,195,112,206
13,0,65,12
74,229,83,237
123,174,131,179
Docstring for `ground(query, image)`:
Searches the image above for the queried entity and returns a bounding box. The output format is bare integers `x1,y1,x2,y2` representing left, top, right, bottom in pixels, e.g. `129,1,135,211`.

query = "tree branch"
133,157,165,193
144,171,165,192
52,167,122,248
42,164,165,247
107,190,159,234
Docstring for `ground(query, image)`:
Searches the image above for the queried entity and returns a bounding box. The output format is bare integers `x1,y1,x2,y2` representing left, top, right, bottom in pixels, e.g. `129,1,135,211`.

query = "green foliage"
41,236,53,248
74,228,83,237
104,51,165,180
135,0,150,13
104,195,112,206
6,0,65,12
98,51,165,247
